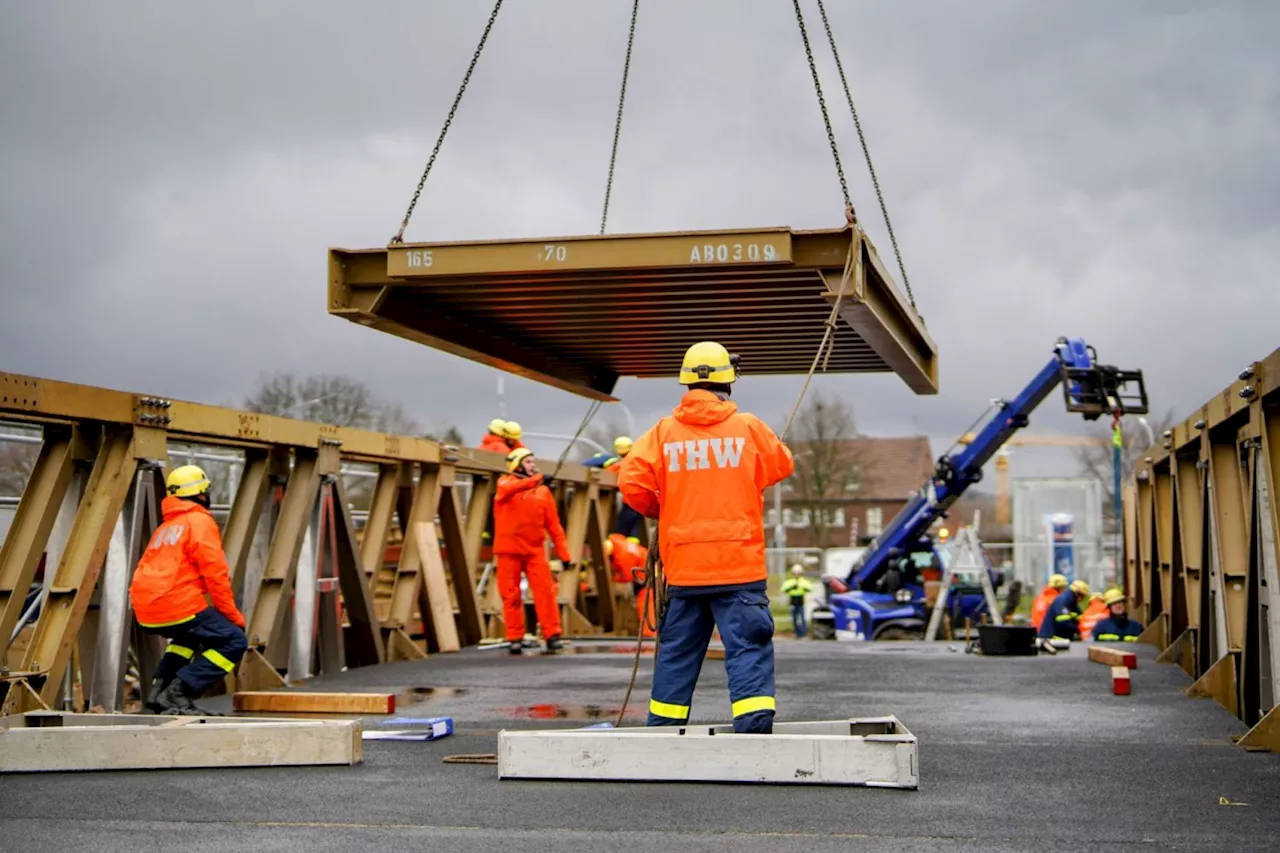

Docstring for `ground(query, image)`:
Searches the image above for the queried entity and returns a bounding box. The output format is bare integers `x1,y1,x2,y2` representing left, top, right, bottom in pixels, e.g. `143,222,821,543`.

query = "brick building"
766,435,936,550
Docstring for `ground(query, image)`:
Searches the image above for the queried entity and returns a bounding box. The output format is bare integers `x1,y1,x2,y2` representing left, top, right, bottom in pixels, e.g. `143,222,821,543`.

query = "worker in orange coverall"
128,465,247,715
606,532,655,637
479,419,510,453
494,447,572,654
1030,573,1068,630
616,341,795,734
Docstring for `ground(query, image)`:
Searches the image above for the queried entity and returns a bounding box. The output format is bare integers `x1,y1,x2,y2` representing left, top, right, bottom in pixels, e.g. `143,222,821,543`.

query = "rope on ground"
442,753,498,765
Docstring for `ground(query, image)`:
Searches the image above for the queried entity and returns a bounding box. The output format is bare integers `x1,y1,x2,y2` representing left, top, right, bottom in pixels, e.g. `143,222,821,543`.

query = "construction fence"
0,370,637,716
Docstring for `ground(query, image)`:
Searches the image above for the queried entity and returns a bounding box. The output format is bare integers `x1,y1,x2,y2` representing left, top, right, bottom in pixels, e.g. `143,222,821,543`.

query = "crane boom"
843,336,1147,589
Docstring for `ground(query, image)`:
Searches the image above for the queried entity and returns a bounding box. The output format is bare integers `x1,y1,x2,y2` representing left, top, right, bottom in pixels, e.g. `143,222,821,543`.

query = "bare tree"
0,433,39,497
423,423,465,445
783,390,863,550
1075,408,1179,530
244,372,381,428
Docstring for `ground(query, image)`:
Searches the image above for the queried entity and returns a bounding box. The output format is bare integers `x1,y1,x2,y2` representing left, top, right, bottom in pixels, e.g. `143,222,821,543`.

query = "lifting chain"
813,0,916,309
600,0,641,235
790,0,851,213
390,0,505,245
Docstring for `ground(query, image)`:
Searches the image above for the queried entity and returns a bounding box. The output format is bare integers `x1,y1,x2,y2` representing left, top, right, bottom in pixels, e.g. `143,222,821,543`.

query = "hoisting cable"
599,0,641,235
390,0,505,245
790,0,851,213
813,0,916,309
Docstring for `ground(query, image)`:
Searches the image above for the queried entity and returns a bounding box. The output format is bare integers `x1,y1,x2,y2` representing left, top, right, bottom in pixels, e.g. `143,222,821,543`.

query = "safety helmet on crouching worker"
613,436,633,456
1103,588,1126,608
166,465,210,498
1048,573,1068,589
502,421,523,440
791,564,804,575
488,418,507,435
679,341,739,385
1069,579,1090,597
506,447,534,473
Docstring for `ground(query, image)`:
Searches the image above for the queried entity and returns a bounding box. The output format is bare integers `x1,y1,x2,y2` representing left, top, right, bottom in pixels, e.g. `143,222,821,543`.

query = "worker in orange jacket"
1030,573,1068,630
1078,591,1109,640
605,533,654,637
128,465,247,715
617,341,795,734
494,448,572,654
502,420,527,451
479,419,510,454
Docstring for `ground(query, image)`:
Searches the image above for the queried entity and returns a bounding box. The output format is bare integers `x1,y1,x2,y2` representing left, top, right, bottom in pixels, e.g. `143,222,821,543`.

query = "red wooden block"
1111,666,1131,696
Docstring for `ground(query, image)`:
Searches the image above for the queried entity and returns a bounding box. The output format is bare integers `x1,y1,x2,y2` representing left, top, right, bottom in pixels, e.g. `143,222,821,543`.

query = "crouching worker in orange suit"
605,533,655,637
128,465,247,716
617,341,795,734
494,448,573,654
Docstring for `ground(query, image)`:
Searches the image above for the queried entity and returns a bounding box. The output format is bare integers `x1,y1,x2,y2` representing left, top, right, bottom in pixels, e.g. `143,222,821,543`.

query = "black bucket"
976,624,1037,656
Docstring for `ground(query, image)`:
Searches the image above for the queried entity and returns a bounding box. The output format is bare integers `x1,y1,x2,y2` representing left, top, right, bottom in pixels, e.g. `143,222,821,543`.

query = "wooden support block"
0,712,362,773
705,645,725,660
232,691,396,715
1088,645,1138,670
498,717,918,788
1111,666,1131,696
1237,703,1280,752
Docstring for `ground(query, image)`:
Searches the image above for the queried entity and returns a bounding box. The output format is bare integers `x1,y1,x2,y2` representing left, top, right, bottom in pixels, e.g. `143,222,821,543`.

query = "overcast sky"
2,0,1277,484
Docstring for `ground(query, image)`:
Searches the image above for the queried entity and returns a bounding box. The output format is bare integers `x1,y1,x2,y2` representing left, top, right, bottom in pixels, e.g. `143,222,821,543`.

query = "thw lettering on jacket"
664,437,746,471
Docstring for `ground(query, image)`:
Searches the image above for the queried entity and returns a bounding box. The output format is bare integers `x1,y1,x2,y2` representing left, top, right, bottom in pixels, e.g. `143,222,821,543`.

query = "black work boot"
144,676,171,714
508,640,524,655
154,679,202,715
544,635,564,654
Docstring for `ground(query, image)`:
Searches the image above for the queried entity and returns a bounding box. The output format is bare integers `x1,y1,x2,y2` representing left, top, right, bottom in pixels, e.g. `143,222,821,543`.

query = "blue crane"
816,337,1148,641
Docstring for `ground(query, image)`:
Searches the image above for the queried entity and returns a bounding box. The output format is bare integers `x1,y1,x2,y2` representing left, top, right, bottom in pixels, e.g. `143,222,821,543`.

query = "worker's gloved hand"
539,473,555,488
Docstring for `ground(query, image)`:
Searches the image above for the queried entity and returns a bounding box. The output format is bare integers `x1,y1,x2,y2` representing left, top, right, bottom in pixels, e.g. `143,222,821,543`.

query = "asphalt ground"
2,637,1278,852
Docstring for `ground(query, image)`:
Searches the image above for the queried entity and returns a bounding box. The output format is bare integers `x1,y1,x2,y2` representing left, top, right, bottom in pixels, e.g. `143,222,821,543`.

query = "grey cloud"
2,1,1276,484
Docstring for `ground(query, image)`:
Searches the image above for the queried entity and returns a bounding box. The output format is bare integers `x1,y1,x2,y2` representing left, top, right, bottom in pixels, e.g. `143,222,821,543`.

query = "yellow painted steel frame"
1125,347,1280,750
0,371,622,712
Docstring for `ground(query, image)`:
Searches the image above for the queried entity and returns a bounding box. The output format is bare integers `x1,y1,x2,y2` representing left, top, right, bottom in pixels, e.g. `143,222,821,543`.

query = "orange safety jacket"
1030,586,1060,630
1078,598,1109,640
479,432,509,454
608,532,647,584
128,496,245,628
493,474,572,561
616,389,794,588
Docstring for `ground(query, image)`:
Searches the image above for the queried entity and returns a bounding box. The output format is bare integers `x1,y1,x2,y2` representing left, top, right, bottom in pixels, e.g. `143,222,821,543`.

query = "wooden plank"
1111,666,1131,696
497,717,918,788
232,691,395,714
0,714,362,772
1088,645,1138,670
413,521,461,653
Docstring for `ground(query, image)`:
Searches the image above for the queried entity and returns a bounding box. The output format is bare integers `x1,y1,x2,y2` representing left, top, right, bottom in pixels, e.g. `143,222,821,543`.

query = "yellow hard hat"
1069,580,1090,597
1089,592,1103,602
488,418,507,435
938,527,949,540
1048,573,1068,589
679,341,737,385
613,436,633,455
791,564,804,575
503,421,523,440
506,447,534,473
166,464,210,498
1103,588,1126,607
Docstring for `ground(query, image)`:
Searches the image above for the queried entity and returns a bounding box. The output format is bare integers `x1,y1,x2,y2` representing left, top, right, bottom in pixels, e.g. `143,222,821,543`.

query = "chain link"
790,0,851,212
814,0,915,309
600,0,641,235
390,0,505,245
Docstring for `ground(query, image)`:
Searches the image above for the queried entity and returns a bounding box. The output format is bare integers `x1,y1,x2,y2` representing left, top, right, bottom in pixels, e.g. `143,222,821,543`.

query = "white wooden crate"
0,711,363,773
498,716,918,788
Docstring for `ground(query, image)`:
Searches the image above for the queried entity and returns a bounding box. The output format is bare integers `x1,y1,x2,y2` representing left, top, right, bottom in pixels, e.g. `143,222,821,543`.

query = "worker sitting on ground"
1078,590,1109,640
606,532,654,637
584,435,633,469
617,341,795,734
501,420,526,450
128,465,248,715
479,419,510,453
1092,588,1145,642
1038,579,1090,641
494,448,572,654
1030,573,1069,630
781,565,813,639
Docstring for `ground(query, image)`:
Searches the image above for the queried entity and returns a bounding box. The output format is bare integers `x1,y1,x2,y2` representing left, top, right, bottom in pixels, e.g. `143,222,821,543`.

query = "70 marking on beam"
539,244,568,263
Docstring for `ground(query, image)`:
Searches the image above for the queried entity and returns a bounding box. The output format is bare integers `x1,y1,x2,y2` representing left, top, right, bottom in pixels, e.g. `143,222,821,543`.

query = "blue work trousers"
790,600,807,638
648,586,776,733
142,607,247,695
